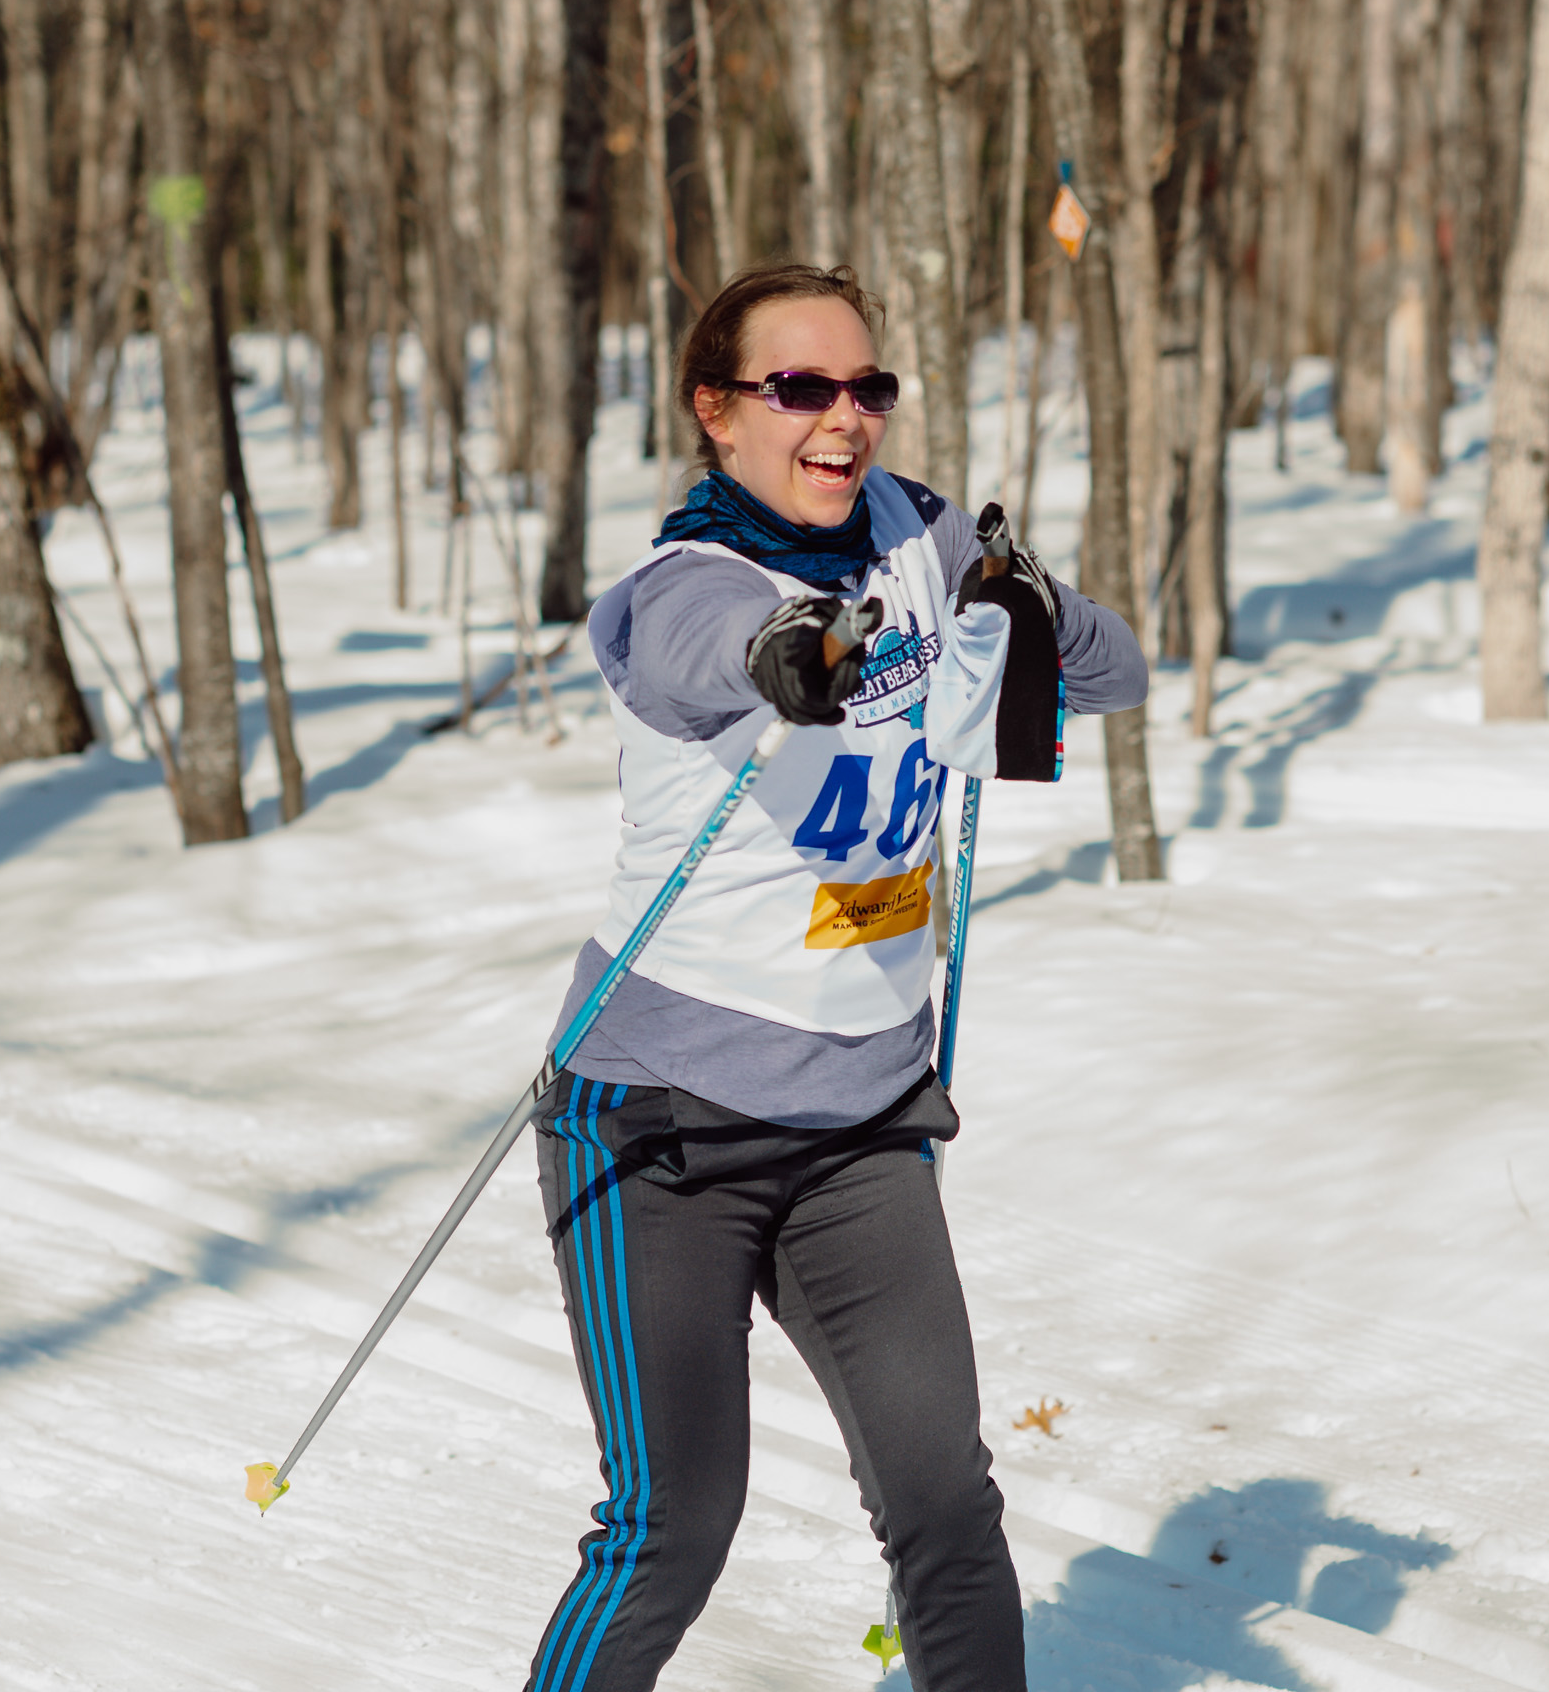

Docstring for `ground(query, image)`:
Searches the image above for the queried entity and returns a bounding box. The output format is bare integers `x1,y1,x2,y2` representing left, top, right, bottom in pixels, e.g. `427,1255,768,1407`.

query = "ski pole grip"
822,596,883,669
974,501,1012,578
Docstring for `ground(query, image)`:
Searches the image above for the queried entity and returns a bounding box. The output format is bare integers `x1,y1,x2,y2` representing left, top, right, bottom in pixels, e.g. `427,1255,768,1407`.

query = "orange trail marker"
1048,184,1091,261
244,1461,289,1514
1013,1396,1069,1436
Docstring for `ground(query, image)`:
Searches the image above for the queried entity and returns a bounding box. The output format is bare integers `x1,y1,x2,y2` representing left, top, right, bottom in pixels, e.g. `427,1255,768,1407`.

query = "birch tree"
1033,0,1163,879
1252,0,1294,470
1000,1,1031,506
1341,0,1400,472
928,0,978,322
530,0,608,621
790,0,842,269
1386,0,1442,513
135,0,247,843
1121,0,1167,632
496,0,533,477
875,0,968,507
642,0,674,520
692,0,737,284
2,0,48,334
0,357,92,764
1475,0,1549,720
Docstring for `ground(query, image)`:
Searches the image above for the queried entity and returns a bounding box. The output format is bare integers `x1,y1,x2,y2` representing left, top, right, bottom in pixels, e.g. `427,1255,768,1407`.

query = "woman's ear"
694,384,735,448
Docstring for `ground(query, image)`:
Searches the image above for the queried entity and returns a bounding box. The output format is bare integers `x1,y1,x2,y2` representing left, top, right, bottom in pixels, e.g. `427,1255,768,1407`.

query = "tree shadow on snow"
0,1139,497,1373
967,840,1115,913
877,1478,1451,1692
0,745,165,865
1187,668,1382,831
1233,524,1474,658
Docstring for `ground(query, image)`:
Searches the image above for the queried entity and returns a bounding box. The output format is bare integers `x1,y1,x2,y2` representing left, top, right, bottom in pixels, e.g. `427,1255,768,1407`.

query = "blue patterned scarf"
654,470,876,588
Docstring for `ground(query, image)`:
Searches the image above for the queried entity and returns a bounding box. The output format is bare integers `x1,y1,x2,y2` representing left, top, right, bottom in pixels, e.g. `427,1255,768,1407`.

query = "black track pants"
523,1068,1026,1692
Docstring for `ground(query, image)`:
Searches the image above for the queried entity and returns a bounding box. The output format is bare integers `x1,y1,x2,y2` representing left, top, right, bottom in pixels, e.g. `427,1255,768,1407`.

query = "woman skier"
525,262,1147,1692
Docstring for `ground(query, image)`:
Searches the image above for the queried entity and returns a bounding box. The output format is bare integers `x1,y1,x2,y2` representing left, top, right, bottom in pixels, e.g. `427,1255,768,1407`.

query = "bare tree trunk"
691,0,737,284
266,1,305,452
1187,206,1227,735
249,121,292,380
66,35,143,470
1253,0,1294,469
496,0,533,477
642,0,674,521
303,148,341,484
365,3,412,606
864,0,927,483
1436,0,1479,347
325,0,374,530
211,270,306,823
1122,0,1167,641
1286,0,1346,361
1476,0,1549,720
928,0,977,324
415,2,466,512
1018,258,1063,540
1480,0,1532,333
790,0,842,269
71,0,111,405
532,0,608,620
451,0,485,266
136,0,247,844
1386,0,1442,512
0,370,92,763
1341,0,1400,471
1158,134,1205,664
1302,0,1364,364
729,113,755,273
1000,1,1031,506
878,0,968,506
1034,0,1163,881
2,0,47,332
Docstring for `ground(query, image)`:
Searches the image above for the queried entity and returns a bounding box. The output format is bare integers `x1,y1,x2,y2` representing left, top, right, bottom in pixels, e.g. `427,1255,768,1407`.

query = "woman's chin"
790,471,862,528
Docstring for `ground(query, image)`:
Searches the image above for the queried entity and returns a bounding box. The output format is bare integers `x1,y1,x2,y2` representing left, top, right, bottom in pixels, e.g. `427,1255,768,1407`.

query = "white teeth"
804,453,854,466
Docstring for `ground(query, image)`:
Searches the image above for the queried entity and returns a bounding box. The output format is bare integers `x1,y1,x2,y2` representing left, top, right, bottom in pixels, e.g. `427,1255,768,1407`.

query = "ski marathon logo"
850,612,940,730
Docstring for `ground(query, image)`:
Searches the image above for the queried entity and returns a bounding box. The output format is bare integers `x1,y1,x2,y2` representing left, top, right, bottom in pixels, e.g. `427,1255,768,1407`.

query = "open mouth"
800,452,857,488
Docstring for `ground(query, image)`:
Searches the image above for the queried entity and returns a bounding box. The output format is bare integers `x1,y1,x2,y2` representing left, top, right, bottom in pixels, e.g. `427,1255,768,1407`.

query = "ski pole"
929,498,1028,1152
245,598,884,1515
926,772,983,1194
935,772,982,1099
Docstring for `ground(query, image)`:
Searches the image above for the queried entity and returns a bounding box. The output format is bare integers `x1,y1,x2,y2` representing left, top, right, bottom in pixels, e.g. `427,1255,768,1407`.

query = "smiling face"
694,295,888,529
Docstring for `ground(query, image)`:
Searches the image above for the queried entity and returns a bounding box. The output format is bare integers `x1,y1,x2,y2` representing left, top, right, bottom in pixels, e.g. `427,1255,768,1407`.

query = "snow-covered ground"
2,330,1547,1692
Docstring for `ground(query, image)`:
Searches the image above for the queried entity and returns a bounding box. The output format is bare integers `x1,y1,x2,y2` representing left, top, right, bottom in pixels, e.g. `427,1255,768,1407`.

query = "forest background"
0,0,1546,865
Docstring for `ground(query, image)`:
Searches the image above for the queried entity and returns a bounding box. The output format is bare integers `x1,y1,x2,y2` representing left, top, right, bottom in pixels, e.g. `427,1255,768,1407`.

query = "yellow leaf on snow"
1013,1397,1069,1437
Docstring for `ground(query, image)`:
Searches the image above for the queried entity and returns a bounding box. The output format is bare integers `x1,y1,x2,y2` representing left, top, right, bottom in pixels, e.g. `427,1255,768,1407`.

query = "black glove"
956,501,1059,621
954,502,1064,782
746,595,881,726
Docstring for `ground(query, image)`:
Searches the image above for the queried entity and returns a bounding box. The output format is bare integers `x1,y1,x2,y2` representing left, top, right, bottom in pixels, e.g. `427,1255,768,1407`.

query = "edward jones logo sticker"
805,866,933,948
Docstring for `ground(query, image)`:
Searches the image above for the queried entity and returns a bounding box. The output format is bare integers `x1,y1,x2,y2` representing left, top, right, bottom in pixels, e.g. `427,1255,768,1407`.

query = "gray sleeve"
924,498,984,600
1052,579,1149,714
626,552,780,740
911,476,1149,714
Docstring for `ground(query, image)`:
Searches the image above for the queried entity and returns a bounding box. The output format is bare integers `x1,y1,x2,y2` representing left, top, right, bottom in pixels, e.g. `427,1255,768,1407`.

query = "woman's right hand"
745,596,880,725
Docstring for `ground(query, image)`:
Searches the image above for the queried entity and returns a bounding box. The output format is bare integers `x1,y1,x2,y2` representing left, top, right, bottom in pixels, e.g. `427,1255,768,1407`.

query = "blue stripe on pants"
534,1079,650,1692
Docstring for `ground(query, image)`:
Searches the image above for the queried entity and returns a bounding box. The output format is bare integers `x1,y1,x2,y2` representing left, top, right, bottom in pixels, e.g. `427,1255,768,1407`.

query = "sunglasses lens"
850,374,900,414
765,372,903,414
770,373,841,412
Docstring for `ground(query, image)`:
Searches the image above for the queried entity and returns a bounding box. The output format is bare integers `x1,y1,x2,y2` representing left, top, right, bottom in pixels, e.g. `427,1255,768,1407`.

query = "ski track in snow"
1,336,1547,1691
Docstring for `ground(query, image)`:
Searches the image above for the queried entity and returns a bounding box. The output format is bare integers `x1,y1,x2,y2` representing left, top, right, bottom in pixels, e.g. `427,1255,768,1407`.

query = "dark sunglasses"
726,370,901,415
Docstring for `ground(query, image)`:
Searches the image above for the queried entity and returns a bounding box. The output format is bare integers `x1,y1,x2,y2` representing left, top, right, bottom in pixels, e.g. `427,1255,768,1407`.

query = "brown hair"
676,263,886,475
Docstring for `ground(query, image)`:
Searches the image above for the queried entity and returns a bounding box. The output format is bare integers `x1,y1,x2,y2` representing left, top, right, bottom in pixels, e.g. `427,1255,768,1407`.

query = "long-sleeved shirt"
549,479,1148,1129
